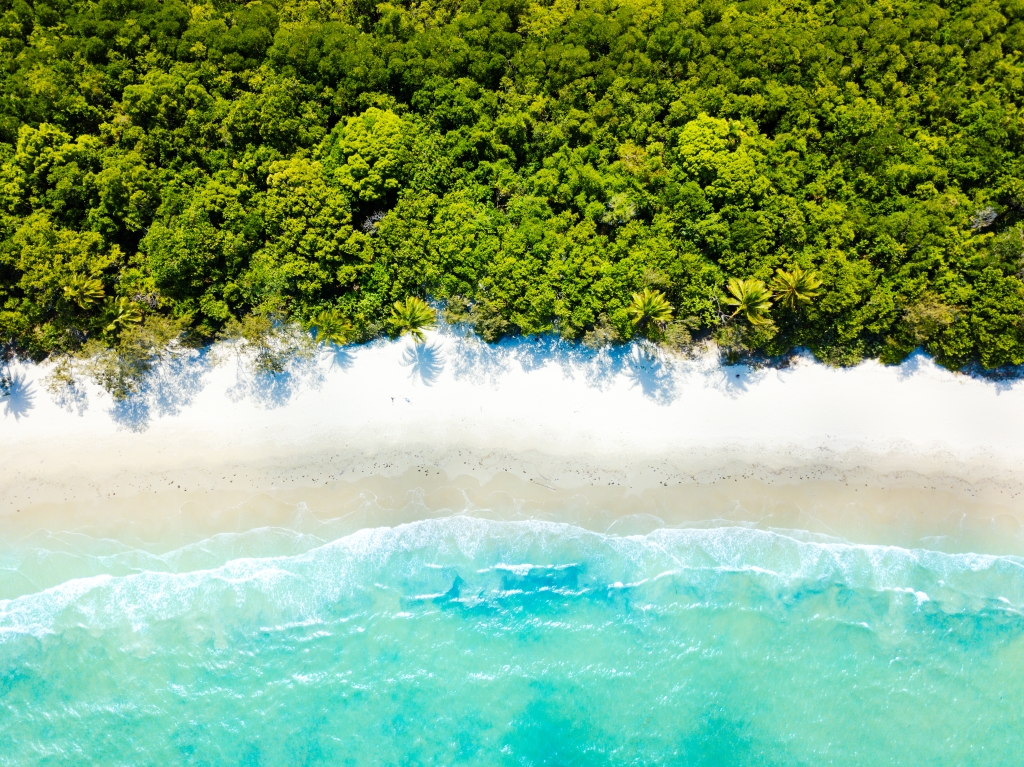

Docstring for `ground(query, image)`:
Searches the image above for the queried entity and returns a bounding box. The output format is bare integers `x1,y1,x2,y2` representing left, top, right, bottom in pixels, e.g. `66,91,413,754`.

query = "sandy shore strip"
2,329,1024,553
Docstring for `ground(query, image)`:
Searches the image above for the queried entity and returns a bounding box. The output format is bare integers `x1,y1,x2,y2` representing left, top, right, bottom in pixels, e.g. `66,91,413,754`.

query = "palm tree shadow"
401,340,445,385
621,345,678,404
714,363,771,398
2,372,35,420
442,326,679,399
327,345,355,371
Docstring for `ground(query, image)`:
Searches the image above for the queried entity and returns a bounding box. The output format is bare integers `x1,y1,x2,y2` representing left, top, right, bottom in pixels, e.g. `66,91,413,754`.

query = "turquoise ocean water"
1,516,1023,765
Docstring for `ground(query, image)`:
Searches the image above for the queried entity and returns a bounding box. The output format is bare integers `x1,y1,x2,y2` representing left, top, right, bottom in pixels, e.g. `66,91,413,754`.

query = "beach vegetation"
662,317,702,355
582,314,623,349
389,298,435,344
0,342,12,396
771,268,822,312
724,280,773,326
308,309,353,348
221,314,314,376
715,320,782,365
80,315,187,399
1,0,1024,372
43,355,77,399
627,289,674,340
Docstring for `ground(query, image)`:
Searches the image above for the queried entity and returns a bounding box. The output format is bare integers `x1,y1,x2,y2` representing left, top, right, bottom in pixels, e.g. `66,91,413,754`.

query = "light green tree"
389,297,435,343
626,287,674,338
320,108,413,203
10,214,113,326
247,158,369,309
770,266,821,310
63,274,105,309
307,308,352,347
673,114,771,206
724,278,772,324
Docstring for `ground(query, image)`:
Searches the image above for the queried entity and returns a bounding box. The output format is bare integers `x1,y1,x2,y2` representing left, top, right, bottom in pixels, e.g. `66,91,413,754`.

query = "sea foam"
2,518,1022,638
1,518,1023,765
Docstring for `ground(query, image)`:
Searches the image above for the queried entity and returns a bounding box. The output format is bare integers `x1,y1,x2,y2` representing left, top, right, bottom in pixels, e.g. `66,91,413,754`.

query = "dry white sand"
2,329,1023,553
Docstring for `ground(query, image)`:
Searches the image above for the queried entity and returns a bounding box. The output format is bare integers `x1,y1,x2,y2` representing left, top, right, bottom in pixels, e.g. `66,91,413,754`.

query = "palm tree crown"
770,266,821,310
308,309,352,347
101,297,142,334
389,296,435,343
626,288,674,337
724,278,773,324
64,274,104,310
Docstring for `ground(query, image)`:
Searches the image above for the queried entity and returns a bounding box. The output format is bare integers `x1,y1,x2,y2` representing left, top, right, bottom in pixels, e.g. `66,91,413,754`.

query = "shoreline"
3,330,1024,555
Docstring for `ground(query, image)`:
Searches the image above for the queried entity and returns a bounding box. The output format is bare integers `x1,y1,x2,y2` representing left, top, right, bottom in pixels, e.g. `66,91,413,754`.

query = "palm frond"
723,278,773,324
389,296,435,343
63,274,105,310
626,288,674,337
308,309,352,347
770,266,821,310
101,297,142,334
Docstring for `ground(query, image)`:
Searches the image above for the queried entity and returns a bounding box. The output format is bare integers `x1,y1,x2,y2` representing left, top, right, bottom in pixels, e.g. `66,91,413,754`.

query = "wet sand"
4,439,1023,556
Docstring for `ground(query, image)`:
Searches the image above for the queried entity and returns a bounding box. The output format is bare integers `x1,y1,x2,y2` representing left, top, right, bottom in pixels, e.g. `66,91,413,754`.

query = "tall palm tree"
308,309,352,347
627,288,674,337
101,297,142,335
389,296,435,343
770,266,821,310
63,274,104,309
724,278,772,324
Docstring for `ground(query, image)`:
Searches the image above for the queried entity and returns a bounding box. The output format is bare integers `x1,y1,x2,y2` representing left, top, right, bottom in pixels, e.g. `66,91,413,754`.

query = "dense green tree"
0,0,1023,374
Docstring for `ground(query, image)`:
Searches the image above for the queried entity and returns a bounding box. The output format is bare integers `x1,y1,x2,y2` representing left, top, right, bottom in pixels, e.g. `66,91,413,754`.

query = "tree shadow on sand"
51,378,88,416
326,345,355,372
109,350,212,432
447,329,515,384
712,363,772,398
898,349,1024,395
1,371,35,420
448,330,599,387
619,345,679,404
226,348,328,410
401,340,445,385
446,328,682,403
966,366,1024,393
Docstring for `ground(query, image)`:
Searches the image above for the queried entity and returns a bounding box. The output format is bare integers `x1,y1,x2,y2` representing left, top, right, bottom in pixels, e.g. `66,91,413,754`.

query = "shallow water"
2,515,1023,765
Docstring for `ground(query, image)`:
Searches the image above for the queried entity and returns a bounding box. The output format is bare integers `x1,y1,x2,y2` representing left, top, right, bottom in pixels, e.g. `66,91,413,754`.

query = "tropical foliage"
724,279,773,326
770,268,822,312
100,298,143,336
307,309,352,348
0,0,1023,373
389,297,435,343
627,288,674,339
63,276,105,310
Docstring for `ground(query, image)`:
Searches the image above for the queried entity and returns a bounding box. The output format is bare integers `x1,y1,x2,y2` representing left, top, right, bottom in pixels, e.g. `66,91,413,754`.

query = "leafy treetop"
0,0,1022,373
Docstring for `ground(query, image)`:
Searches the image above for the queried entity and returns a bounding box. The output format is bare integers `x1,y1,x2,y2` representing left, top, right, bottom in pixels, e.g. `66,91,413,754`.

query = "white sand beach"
3,329,1024,554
